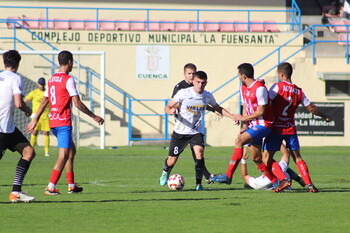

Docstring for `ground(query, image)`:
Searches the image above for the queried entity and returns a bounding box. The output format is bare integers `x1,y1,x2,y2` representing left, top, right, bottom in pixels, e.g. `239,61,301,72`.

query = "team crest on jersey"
246,91,250,96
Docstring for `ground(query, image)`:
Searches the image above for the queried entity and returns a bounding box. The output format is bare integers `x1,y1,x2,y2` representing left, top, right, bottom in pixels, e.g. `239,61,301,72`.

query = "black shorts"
168,132,204,157
0,127,30,159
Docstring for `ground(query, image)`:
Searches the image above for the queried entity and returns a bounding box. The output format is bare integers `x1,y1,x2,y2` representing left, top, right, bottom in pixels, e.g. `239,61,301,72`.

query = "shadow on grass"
0,197,225,204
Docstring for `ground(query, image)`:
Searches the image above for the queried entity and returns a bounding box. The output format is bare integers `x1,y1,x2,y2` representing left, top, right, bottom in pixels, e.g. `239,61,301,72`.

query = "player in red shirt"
213,63,289,192
263,62,330,192
25,50,104,195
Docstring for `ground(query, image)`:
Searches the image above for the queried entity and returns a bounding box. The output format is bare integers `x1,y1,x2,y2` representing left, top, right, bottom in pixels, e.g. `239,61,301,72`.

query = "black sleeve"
171,85,181,98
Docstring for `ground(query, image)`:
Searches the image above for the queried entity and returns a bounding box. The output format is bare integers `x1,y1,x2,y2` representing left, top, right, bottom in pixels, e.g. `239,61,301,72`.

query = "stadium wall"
1,1,348,147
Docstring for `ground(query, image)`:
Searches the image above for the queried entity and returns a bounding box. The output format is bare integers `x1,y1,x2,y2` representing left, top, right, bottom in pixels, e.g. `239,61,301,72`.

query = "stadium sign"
11,30,302,46
295,102,344,136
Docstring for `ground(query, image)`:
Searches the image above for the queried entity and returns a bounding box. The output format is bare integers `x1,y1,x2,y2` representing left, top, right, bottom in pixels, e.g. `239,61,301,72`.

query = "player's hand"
25,108,32,117
24,121,37,134
243,147,249,160
232,113,245,121
325,116,331,122
93,115,104,125
258,78,265,85
168,107,177,115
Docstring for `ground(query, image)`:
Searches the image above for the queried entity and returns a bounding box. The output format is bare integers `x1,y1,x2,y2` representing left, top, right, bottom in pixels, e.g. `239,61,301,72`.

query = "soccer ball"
167,174,185,190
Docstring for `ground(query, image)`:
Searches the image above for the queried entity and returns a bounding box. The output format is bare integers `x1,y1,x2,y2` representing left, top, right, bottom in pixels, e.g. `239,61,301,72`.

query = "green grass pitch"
0,146,349,232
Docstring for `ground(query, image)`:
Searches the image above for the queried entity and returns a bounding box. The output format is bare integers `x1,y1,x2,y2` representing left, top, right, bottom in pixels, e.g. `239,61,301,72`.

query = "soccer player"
25,50,104,195
171,63,217,184
263,62,330,193
0,50,36,203
159,71,236,191
212,63,290,192
241,144,305,190
24,77,51,156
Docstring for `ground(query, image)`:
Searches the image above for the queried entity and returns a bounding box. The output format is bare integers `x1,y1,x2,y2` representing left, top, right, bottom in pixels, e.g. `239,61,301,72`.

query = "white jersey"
173,87,217,135
247,160,290,190
0,70,23,133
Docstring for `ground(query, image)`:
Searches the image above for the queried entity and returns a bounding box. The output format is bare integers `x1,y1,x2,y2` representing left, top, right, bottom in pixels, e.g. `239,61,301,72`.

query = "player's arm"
164,98,178,115
14,94,32,117
24,96,48,133
305,103,331,122
212,104,238,124
72,95,104,125
240,147,251,183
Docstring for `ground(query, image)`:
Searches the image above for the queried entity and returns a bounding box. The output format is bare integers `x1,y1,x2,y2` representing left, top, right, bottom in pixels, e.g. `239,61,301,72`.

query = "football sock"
30,135,37,148
163,158,173,173
44,135,50,153
286,167,299,181
296,160,312,185
12,159,31,192
49,169,62,188
195,158,204,184
66,171,75,187
257,162,277,183
270,160,287,181
225,148,243,178
191,151,211,179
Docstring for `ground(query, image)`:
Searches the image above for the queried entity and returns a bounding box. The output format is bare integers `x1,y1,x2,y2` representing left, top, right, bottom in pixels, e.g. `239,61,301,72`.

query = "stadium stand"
148,21,160,31
22,17,40,29
6,16,22,29
234,20,248,32
39,17,54,29
69,18,85,30
250,21,265,32
115,19,130,31
174,20,191,31
219,20,235,32
189,20,204,32
329,19,346,32
54,18,70,30
204,20,219,32
129,19,146,31
99,19,115,30
159,20,175,31
263,20,280,32
338,33,350,45
84,19,97,30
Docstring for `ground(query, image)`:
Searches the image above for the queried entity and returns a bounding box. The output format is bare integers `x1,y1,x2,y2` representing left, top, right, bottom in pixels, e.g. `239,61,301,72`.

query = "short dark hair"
237,63,254,78
3,50,21,69
58,50,73,65
184,63,197,72
194,71,207,80
277,62,293,78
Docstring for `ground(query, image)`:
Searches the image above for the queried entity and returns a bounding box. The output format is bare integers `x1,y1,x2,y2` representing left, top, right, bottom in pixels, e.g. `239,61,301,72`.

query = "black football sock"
12,159,31,192
195,158,204,184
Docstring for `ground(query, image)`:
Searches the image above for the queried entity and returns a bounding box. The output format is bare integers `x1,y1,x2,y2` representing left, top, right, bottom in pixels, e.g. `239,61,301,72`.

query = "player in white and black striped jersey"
159,71,237,190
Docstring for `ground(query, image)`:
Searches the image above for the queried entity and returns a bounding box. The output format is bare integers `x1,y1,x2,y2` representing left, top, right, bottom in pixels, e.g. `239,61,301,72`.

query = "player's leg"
45,126,71,195
64,142,83,193
42,118,51,157
30,129,38,148
190,133,205,190
280,144,305,187
287,135,318,192
43,130,50,157
159,132,188,186
250,144,277,184
190,146,213,184
8,128,36,203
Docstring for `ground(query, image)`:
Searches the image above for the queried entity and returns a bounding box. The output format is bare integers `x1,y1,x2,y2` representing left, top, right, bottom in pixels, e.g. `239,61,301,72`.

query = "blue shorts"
263,131,300,151
245,125,271,146
51,126,73,149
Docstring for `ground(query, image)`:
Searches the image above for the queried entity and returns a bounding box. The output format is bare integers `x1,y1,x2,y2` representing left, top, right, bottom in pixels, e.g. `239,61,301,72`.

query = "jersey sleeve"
66,77,79,97
207,92,218,106
268,83,278,100
300,92,311,107
256,86,268,105
172,89,184,103
171,84,181,98
12,76,22,95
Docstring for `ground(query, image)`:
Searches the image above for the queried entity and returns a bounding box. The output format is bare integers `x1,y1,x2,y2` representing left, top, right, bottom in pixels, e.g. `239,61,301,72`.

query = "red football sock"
49,169,62,185
257,163,277,183
66,171,75,185
271,160,287,181
296,160,312,185
225,148,243,178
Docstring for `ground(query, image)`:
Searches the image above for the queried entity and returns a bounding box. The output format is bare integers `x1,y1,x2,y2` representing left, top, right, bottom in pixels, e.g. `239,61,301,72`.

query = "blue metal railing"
1,3,301,32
